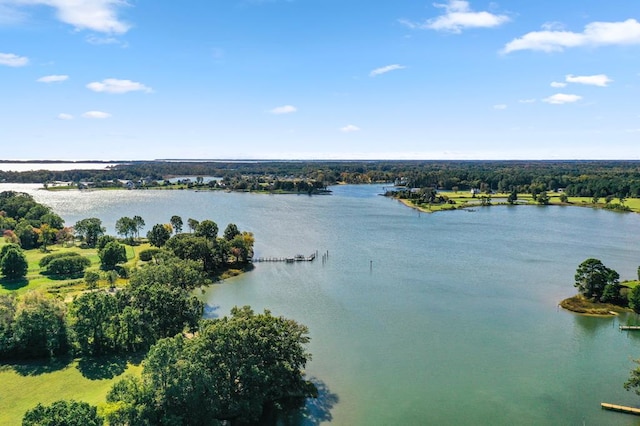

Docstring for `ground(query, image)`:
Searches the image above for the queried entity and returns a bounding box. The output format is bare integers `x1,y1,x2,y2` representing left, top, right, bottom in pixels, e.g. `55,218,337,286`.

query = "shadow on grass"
77,352,145,380
40,272,84,280
6,355,73,376
0,277,28,291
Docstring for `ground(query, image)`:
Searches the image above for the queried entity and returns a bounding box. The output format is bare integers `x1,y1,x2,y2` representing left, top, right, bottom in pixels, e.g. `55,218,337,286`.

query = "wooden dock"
619,326,640,331
601,402,640,415
253,252,317,263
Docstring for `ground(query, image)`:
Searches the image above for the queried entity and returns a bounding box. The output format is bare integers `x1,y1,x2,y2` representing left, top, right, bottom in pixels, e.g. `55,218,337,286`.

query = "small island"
560,258,640,316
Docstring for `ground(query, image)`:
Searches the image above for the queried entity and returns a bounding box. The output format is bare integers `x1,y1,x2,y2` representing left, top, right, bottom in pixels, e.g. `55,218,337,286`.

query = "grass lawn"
0,240,147,296
0,357,142,425
397,191,640,214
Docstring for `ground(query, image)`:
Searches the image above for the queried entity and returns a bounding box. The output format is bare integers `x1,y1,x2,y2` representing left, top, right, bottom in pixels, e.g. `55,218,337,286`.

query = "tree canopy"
23,400,102,426
574,258,619,301
105,306,314,425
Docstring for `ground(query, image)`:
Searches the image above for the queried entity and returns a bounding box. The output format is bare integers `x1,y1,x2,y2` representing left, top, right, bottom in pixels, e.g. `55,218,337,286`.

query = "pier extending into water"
619,326,640,331
254,252,317,263
601,402,640,415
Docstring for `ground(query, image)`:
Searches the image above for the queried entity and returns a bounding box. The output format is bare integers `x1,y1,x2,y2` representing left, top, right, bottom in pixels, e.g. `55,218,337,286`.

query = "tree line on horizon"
3,160,640,199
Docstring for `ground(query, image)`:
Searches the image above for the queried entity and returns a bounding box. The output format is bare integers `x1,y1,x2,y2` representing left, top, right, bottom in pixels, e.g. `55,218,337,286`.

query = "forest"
4,160,640,199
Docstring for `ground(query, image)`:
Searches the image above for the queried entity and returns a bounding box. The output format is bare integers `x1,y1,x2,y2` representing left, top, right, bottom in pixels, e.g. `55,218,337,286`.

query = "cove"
10,183,640,425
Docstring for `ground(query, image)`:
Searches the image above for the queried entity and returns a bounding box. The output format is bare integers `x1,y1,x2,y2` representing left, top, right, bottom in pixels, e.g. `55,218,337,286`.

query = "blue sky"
1,0,639,160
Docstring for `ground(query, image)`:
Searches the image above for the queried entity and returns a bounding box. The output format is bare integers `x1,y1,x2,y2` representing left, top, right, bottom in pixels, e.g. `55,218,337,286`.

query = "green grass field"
0,357,142,425
0,240,149,424
0,240,146,296
399,191,640,214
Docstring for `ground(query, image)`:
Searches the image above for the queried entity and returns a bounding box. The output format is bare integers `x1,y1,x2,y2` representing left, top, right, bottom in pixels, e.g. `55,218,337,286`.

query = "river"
6,183,640,425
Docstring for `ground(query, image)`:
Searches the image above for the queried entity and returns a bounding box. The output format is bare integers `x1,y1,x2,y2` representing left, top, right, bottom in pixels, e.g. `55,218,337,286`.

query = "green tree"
106,306,314,425
165,234,217,271
84,270,100,289
115,217,137,242
170,215,183,234
74,218,105,248
195,219,218,241
69,291,119,355
147,223,171,248
629,286,640,314
187,218,199,233
43,256,91,277
0,246,28,280
23,400,102,426
507,189,517,205
99,241,127,270
38,223,57,251
96,234,116,251
12,291,68,358
574,258,619,301
132,215,145,239
536,191,550,205
223,223,240,240
15,220,39,249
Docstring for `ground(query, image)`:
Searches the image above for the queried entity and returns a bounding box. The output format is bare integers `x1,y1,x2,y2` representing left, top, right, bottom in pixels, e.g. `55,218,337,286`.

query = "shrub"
139,248,161,262
84,271,100,288
44,256,91,277
39,251,80,268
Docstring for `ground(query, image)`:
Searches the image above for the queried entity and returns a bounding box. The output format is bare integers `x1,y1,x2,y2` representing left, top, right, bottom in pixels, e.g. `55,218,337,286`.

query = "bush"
39,251,80,268
139,248,161,262
84,271,100,288
44,256,91,277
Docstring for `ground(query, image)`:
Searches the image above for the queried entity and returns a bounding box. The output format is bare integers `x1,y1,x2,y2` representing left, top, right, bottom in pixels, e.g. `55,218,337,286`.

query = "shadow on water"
295,378,339,425
258,378,339,426
5,355,72,376
0,277,28,291
77,352,145,380
573,313,618,336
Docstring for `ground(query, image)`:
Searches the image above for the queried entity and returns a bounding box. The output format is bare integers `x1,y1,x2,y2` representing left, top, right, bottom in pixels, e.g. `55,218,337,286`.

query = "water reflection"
572,313,618,336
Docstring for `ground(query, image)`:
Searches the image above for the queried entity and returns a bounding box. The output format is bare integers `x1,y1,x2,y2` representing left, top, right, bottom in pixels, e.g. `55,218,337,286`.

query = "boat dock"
254,252,317,263
619,326,640,331
601,402,640,415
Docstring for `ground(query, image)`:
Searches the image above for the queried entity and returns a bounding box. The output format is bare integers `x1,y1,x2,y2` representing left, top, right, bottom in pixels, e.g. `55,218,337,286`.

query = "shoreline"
559,295,630,316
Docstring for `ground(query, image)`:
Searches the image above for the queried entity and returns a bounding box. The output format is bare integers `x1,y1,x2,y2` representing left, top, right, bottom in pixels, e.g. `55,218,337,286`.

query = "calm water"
7,183,640,425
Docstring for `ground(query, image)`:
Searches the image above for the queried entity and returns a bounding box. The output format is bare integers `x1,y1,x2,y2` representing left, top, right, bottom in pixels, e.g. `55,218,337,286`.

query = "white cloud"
0,52,28,67
82,110,111,119
493,104,507,110
37,74,69,83
550,81,567,88
340,124,361,132
566,74,612,87
543,93,582,104
57,113,73,120
370,64,406,77
3,0,130,34
86,35,124,45
518,99,536,104
503,19,640,53
401,0,509,33
87,78,152,94
270,105,297,115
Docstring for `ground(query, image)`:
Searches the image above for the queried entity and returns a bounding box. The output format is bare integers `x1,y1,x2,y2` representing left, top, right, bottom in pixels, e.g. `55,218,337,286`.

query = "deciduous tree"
0,246,28,280
74,218,105,248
